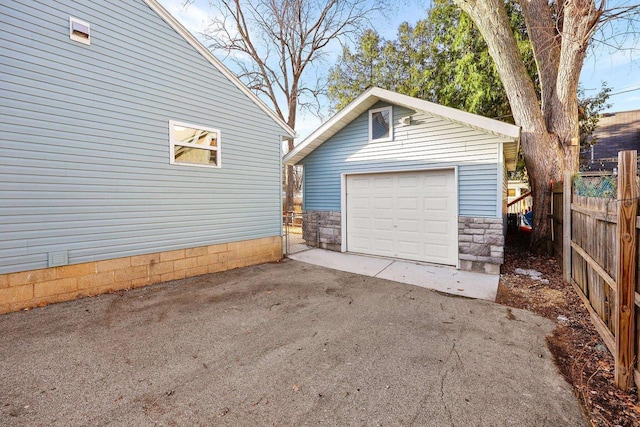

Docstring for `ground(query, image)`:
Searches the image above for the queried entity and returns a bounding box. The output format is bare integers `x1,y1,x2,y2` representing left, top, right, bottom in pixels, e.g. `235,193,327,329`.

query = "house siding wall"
301,102,511,218
0,0,285,275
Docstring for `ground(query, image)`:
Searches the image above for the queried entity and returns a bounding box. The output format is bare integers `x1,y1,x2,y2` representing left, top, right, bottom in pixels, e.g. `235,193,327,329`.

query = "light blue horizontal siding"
0,0,285,274
301,102,510,217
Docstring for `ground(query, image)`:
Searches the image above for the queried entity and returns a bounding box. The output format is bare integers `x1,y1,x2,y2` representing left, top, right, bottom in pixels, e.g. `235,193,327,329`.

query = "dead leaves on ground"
498,237,640,427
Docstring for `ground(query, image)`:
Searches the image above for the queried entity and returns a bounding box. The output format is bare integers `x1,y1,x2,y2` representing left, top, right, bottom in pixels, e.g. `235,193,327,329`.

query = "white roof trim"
143,0,296,138
284,87,520,165
379,89,520,138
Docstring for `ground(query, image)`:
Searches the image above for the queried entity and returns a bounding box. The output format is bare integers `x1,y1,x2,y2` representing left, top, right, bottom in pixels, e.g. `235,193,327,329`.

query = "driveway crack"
440,368,454,427
439,339,460,427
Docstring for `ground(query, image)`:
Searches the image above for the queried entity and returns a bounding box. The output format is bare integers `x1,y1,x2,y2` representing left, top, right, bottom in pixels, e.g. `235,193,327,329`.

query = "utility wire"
491,86,639,119
583,83,640,92
609,86,640,96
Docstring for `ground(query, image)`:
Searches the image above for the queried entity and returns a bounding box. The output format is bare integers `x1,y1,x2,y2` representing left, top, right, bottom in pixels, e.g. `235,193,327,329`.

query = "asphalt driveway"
0,259,585,426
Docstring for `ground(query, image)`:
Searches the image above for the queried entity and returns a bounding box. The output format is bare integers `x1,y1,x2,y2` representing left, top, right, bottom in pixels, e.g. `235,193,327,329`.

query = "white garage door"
346,169,458,266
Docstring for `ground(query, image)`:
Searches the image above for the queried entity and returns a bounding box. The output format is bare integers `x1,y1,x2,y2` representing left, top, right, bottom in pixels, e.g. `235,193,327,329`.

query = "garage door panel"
397,175,419,187
374,218,394,230
397,197,419,210
373,238,394,253
350,176,372,187
350,197,370,209
373,176,394,188
371,210,394,221
424,223,450,235
371,229,395,239
351,220,370,231
425,197,449,211
425,250,451,263
397,219,419,231
425,174,447,185
349,238,370,252
423,215,449,224
373,197,394,209
346,170,458,266
398,244,419,258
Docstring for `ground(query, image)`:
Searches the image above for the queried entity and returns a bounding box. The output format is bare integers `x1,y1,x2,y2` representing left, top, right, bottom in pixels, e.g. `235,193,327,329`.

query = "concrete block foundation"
0,236,282,315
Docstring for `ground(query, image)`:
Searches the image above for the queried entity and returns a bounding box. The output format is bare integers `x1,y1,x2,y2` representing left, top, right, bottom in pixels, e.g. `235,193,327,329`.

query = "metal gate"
282,211,309,255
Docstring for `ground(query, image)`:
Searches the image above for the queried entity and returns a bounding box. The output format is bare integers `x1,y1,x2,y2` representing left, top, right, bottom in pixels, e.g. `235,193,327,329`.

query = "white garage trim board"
341,168,459,267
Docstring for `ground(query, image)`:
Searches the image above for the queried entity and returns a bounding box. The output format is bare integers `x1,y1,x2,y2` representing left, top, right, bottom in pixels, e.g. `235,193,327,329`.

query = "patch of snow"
514,268,549,284
514,268,543,277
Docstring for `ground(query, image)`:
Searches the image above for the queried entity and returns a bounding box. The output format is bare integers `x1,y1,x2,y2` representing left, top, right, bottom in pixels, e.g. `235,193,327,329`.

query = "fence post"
563,171,572,283
614,150,638,391
285,212,289,255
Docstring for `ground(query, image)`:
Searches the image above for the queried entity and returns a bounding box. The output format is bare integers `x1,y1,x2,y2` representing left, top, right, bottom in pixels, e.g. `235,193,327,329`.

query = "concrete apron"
288,249,498,301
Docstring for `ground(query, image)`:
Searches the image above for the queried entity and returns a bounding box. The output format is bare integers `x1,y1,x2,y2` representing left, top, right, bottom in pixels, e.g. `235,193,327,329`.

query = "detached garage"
284,87,520,274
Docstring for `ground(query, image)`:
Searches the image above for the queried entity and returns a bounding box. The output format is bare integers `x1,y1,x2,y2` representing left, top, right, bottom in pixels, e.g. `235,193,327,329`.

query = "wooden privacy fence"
553,150,639,392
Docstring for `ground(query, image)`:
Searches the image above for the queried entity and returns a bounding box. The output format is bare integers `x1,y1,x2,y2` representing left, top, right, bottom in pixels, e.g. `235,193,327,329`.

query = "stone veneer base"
302,210,505,275
458,216,505,275
302,211,342,250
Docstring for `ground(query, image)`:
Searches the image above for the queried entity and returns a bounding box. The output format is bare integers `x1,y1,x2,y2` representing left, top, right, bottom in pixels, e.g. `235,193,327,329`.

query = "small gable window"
369,106,393,142
170,121,221,168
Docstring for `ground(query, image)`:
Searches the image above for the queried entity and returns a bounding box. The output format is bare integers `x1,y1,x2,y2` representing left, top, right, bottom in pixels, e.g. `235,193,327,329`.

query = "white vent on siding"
69,17,90,45
48,251,69,267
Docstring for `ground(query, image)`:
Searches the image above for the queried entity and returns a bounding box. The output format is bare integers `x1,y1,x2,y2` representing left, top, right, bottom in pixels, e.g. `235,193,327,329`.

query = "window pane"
371,110,390,140
174,146,217,166
508,189,516,197
173,125,217,147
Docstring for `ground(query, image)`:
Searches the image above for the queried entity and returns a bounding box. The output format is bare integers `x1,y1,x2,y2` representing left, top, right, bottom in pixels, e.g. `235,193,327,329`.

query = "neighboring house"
506,179,532,233
507,180,530,204
0,0,295,314
581,110,640,172
284,88,520,275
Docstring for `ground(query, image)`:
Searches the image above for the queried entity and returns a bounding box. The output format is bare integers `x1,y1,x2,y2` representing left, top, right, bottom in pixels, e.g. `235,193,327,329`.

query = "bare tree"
292,165,303,193
451,0,639,251
198,0,385,211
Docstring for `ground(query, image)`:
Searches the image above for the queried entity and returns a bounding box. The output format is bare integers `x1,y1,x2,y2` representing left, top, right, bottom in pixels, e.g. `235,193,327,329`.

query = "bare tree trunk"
285,95,297,213
286,151,294,212
523,131,564,251
453,0,562,252
453,0,603,253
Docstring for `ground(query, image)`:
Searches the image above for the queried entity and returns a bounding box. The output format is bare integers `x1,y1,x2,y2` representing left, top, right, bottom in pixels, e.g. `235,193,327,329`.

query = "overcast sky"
158,0,640,141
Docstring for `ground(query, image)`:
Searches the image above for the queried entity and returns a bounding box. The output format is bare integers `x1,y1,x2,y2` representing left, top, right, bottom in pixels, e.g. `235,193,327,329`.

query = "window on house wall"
369,106,393,142
169,121,220,167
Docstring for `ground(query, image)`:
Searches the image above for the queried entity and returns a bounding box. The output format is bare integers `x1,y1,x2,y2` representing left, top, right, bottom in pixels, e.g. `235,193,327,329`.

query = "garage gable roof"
284,87,520,168
143,0,295,138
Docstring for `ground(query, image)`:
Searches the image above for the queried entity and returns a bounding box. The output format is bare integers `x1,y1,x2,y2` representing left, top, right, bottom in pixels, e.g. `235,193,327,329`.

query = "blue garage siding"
0,0,285,274
301,102,510,217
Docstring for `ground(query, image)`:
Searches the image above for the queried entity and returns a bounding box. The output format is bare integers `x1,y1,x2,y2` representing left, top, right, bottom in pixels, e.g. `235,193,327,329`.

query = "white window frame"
69,17,91,45
169,120,221,168
368,106,393,142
